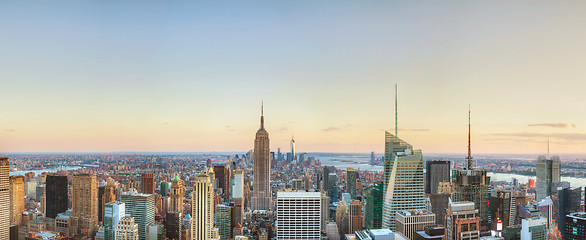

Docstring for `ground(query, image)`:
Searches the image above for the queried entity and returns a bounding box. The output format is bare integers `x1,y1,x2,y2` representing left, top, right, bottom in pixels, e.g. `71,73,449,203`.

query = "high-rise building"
141,173,155,195
321,193,330,230
370,152,375,165
215,204,231,240
452,109,490,230
565,212,586,240
426,160,450,194
116,215,140,240
328,173,338,203
165,212,182,240
430,181,451,225
229,201,243,239
365,182,384,229
349,200,362,235
70,173,98,238
0,157,10,240
160,182,169,197
396,210,436,240
169,175,184,214
444,201,480,240
290,136,296,163
213,165,229,200
346,168,358,198
251,104,272,211
490,190,529,231
46,174,68,219
536,155,561,202
520,217,547,240
9,176,25,226
231,170,243,199
121,190,155,240
276,191,321,239
99,183,116,223
104,202,125,240
558,187,582,237
192,173,215,240
381,132,426,230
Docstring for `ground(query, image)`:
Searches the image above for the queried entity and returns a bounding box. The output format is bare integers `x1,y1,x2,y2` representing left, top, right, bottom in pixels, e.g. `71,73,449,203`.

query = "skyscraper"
365,182,384,229
46,174,68,219
214,204,231,240
213,165,230,200
251,104,271,211
0,157,10,240
452,108,490,230
445,201,481,240
276,191,321,240
230,170,243,199
141,173,155,195
425,160,451,194
381,132,426,230
558,187,582,237
395,210,435,240
9,176,25,226
346,168,358,198
169,175,184,214
349,200,362,235
536,155,561,202
121,190,155,240
290,136,296,163
99,183,116,223
70,174,98,237
565,212,586,240
192,173,215,240
116,215,140,240
104,202,125,240
165,212,182,240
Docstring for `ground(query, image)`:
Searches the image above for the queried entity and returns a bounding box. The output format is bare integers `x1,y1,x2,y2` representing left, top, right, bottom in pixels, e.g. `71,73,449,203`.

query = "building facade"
535,155,561,202
192,173,215,240
365,182,384,229
425,160,451,194
104,202,125,240
444,201,480,240
169,175,184,214
520,217,547,240
276,191,321,240
121,190,155,240
9,175,25,226
141,173,155,195
565,212,586,240
70,173,98,238
0,157,10,240
381,132,426,230
396,210,436,240
46,174,68,219
116,216,140,240
252,105,272,211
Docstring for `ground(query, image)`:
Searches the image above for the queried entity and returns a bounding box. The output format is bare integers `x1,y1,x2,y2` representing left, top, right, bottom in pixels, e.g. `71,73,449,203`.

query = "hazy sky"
1,1,585,154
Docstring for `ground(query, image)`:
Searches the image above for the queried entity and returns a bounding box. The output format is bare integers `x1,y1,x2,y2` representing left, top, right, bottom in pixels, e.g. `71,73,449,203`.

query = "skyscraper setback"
251,104,271,211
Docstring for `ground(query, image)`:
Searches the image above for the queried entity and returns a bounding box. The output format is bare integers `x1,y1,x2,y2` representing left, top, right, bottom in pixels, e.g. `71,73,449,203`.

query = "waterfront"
10,166,85,176
488,172,586,188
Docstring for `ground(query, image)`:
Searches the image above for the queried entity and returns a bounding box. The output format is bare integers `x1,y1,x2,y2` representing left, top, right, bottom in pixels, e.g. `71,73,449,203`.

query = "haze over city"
1,1,585,154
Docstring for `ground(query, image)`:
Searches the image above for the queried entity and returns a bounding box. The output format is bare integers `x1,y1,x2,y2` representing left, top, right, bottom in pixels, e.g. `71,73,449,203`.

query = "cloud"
4,129,15,132
490,132,586,141
161,122,168,125
322,124,354,132
225,125,231,128
278,127,289,133
389,128,431,132
528,123,575,128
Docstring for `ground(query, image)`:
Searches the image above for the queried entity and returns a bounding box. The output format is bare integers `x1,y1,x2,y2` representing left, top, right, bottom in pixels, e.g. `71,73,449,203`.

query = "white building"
231,170,244,199
276,191,321,240
521,217,547,240
116,215,140,240
395,210,435,240
104,202,125,240
192,173,216,240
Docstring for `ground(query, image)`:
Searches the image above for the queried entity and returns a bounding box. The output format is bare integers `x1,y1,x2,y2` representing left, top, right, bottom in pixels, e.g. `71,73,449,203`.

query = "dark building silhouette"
165,212,182,240
45,174,68,219
558,187,582,237
425,160,450,194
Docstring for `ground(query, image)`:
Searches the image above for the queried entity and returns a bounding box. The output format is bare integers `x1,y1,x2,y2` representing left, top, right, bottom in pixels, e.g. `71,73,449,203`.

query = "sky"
0,1,585,154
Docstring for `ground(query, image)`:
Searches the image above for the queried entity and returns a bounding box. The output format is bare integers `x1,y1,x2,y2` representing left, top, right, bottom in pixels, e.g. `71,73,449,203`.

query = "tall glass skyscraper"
381,131,426,230
536,155,561,202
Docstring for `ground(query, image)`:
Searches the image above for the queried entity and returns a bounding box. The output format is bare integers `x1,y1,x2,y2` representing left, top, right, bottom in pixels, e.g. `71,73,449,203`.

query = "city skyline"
1,1,586,154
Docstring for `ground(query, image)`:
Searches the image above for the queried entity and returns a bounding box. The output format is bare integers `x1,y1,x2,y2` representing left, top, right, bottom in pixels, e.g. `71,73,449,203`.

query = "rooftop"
568,212,586,220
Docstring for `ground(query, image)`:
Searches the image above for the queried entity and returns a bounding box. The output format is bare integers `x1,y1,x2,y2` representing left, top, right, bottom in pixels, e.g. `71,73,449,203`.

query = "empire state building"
252,104,272,211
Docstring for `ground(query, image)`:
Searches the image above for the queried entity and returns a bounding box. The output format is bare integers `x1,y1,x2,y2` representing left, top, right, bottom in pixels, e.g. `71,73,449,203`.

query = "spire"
260,101,265,130
467,104,474,170
395,84,398,137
